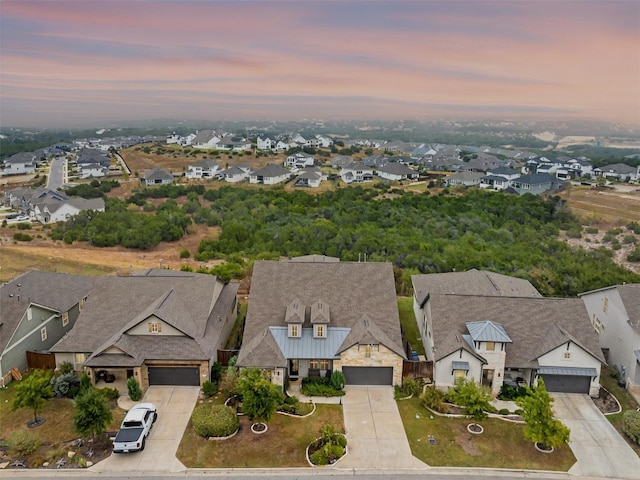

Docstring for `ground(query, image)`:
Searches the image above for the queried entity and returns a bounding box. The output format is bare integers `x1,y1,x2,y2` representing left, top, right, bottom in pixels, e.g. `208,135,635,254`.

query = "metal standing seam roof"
466,320,513,343
452,361,470,371
537,367,598,377
269,326,350,359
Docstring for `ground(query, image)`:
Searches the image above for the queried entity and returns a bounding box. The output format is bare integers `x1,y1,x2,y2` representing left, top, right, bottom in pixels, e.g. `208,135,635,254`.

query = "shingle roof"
412,269,541,307
377,163,417,175
237,261,405,367
51,271,236,367
1,272,96,355
253,165,290,177
429,294,605,368
144,167,173,181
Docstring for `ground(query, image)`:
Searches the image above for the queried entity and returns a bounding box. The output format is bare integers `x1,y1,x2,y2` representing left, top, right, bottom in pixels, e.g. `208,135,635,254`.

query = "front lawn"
599,366,640,455
397,397,576,471
177,403,344,468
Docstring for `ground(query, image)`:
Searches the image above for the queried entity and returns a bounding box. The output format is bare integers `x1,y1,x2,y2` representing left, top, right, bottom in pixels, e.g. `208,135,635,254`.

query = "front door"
289,359,299,378
482,368,494,388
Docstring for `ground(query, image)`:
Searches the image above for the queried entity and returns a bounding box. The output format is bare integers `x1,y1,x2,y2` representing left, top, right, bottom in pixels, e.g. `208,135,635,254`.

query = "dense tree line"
48,184,639,296
64,180,120,199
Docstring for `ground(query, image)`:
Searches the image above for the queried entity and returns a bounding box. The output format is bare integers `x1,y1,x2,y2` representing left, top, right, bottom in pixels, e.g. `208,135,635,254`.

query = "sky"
1,0,639,128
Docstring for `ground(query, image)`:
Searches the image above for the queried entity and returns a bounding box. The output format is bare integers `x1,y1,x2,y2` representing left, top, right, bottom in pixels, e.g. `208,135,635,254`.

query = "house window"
365,345,372,358
40,327,47,341
74,353,85,368
148,322,162,333
310,360,319,370
454,369,466,380
319,360,330,370
289,324,300,338
485,342,495,351
61,312,69,327
563,352,571,359
314,325,325,338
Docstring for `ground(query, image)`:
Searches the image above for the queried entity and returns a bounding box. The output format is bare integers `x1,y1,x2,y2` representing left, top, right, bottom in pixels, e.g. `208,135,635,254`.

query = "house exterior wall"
581,288,637,385
434,349,483,390
334,344,404,386
377,171,403,181
49,204,82,223
127,318,185,336
536,342,602,397
225,173,247,183
413,297,435,361
475,342,507,396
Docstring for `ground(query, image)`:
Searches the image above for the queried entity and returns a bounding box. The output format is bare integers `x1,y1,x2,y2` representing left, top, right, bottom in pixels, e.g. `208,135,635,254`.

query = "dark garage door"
540,374,590,394
148,366,200,386
342,366,393,385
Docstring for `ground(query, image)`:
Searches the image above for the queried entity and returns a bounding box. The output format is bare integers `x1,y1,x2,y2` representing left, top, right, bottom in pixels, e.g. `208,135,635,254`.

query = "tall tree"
73,388,113,444
11,369,53,426
237,368,283,425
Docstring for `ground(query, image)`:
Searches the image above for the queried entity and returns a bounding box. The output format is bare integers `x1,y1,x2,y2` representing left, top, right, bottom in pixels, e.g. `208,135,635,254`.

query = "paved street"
552,393,640,479
47,156,65,190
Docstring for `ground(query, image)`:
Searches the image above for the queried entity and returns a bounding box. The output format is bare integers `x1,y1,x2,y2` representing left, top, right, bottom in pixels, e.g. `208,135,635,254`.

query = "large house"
508,173,564,195
250,165,290,185
219,165,251,183
592,164,638,183
4,187,105,223
376,163,419,181
1,152,38,176
186,159,221,179
579,284,640,389
237,261,407,387
1,272,95,385
412,270,604,396
51,270,238,389
286,152,315,169
339,162,374,184
143,167,174,186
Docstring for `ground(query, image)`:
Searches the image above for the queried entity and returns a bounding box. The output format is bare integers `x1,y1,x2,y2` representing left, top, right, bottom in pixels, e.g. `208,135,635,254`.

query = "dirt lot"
558,185,640,225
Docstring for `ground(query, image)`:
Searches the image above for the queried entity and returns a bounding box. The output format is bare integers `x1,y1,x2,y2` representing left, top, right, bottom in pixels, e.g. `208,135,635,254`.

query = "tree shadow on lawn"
177,403,343,468
398,397,576,471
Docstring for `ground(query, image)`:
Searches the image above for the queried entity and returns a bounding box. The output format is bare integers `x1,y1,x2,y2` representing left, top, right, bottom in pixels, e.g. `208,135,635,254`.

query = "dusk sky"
1,0,639,128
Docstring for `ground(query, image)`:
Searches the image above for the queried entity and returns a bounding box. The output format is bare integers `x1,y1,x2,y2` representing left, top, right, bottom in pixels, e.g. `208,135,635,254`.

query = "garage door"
342,366,393,385
148,367,200,386
540,374,590,394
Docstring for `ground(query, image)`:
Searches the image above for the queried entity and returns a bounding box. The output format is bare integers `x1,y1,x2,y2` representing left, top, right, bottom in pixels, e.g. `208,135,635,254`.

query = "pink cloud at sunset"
1,0,638,127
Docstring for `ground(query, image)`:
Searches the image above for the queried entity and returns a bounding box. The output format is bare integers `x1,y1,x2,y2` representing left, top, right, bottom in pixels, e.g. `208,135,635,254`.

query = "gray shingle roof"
253,165,289,177
1,272,96,355
237,261,405,367
430,294,605,368
412,269,541,307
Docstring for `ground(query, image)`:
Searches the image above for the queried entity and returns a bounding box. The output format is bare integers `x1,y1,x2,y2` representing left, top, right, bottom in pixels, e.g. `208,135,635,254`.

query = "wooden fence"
26,351,56,370
217,349,240,366
402,360,433,381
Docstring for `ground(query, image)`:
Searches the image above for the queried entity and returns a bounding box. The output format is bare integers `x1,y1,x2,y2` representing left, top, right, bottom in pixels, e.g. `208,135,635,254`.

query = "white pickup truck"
112,403,157,453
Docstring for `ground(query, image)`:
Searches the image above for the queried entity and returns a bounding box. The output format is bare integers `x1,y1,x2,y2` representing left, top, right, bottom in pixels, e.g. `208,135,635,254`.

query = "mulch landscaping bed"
592,387,621,415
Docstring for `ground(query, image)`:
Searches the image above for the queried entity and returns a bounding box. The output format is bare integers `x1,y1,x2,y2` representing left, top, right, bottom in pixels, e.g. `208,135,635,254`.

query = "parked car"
15,215,29,221
112,403,157,453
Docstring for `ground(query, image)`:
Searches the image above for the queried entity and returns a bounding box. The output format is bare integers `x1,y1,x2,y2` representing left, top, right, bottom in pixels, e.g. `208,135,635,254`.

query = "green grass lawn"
398,296,425,357
599,366,640,455
177,403,344,468
397,397,576,471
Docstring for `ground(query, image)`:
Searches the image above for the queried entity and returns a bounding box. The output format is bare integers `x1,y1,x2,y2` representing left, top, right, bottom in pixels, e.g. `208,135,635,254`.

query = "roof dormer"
285,298,303,338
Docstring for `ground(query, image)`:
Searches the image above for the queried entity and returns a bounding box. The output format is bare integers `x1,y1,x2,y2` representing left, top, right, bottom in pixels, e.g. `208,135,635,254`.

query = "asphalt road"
47,157,65,190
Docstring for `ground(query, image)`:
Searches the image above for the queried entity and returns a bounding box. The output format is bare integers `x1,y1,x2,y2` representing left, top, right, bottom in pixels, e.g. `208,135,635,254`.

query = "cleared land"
558,185,640,225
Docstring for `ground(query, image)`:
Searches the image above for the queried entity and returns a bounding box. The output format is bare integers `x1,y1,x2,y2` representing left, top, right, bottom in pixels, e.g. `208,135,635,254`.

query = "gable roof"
412,269,541,307
144,167,173,181
237,261,405,367
429,294,605,368
580,284,640,334
51,270,236,366
253,164,289,177
1,272,96,355
377,163,417,175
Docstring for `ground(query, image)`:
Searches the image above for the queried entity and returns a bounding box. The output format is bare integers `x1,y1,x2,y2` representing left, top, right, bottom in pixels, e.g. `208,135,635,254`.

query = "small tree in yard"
446,377,492,425
516,378,570,450
12,369,53,427
73,388,113,444
127,376,142,401
237,368,283,427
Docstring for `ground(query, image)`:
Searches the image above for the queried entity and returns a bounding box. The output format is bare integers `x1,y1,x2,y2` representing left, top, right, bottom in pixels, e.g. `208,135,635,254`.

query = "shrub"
202,380,217,397
419,386,447,413
99,387,120,400
219,367,239,399
211,362,223,384
58,361,74,375
514,409,524,416
329,370,345,390
13,232,33,242
51,372,80,398
401,376,423,397
301,376,345,397
585,226,599,234
7,430,41,457
446,378,493,421
628,221,640,234
127,377,142,401
498,383,529,400
16,222,31,230
623,235,638,245
498,408,510,415
191,404,239,438
623,410,640,445
179,249,191,259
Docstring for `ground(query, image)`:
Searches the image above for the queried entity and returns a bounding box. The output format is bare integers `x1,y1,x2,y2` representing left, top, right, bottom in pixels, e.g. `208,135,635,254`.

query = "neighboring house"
412,270,603,396
0,272,95,385
509,173,564,195
295,167,323,188
216,135,252,151
315,135,334,148
592,163,638,183
143,167,174,186
219,165,250,183
76,149,110,168
579,284,640,388
186,159,220,179
1,152,38,176
567,158,593,178
330,155,353,169
191,130,221,149
250,165,290,185
51,270,238,389
339,162,374,184
376,162,419,181
4,187,105,223
443,171,483,187
79,163,108,179
286,152,315,169
410,144,437,159
257,136,276,150
479,175,510,190
487,166,520,181
236,260,407,387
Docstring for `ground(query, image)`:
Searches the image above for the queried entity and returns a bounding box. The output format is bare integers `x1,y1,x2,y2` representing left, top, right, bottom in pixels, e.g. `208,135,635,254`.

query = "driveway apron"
552,393,640,479
337,386,425,469
91,386,200,473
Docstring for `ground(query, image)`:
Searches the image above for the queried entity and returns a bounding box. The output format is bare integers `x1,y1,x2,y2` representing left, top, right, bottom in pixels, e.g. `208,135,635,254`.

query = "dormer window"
314,324,326,338
288,324,301,338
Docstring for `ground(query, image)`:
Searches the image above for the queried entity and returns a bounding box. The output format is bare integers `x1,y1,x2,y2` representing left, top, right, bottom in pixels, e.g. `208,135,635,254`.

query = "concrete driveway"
337,386,425,469
91,386,200,473
552,393,640,479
